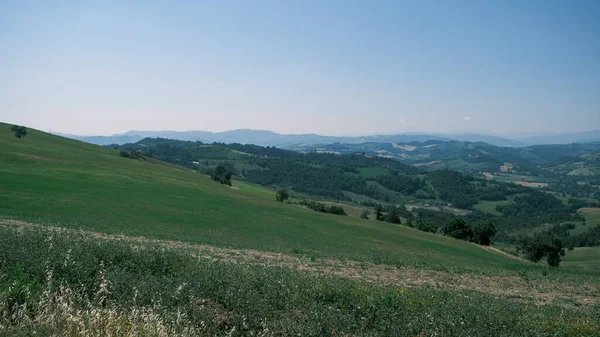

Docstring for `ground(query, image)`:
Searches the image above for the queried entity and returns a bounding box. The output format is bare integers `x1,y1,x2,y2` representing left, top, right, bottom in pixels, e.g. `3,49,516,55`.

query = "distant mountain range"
55,129,600,148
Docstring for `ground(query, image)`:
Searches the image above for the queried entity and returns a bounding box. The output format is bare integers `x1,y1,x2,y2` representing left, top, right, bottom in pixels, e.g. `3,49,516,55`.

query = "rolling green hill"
2,123,600,336
0,123,526,271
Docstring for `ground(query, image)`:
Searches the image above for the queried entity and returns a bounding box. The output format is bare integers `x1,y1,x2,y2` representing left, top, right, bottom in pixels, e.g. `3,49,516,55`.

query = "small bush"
518,234,566,267
10,125,27,138
300,200,346,216
276,189,290,202
211,164,232,185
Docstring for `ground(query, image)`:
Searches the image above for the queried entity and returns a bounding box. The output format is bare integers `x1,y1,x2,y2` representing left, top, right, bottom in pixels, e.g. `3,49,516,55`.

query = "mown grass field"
1,123,600,336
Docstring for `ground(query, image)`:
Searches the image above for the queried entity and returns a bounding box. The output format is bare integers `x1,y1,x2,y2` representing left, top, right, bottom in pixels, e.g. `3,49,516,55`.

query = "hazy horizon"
46,126,600,140
2,1,599,136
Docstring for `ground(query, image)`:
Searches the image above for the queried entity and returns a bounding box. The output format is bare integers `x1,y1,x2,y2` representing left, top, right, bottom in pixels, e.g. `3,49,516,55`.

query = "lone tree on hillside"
10,125,27,138
518,234,565,267
211,164,232,185
385,209,401,224
276,189,290,202
442,219,473,241
374,204,384,221
416,217,437,234
360,209,370,219
472,222,497,246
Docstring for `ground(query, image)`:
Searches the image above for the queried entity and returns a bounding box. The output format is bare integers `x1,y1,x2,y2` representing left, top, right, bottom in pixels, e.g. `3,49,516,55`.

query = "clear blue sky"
1,0,598,136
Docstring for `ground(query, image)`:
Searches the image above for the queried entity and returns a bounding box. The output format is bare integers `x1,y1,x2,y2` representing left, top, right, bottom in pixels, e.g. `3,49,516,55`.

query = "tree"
545,236,566,267
276,189,290,202
328,205,347,216
442,219,474,241
519,234,566,267
360,210,370,219
416,217,437,233
10,125,27,138
472,223,497,246
374,204,384,221
385,209,401,224
211,164,232,185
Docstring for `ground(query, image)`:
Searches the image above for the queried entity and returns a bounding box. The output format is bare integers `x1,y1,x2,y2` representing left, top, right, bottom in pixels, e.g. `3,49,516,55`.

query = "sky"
1,0,599,136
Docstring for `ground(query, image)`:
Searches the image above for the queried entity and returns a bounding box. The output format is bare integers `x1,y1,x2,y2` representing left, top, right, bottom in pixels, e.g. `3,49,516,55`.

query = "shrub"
299,200,346,216
415,218,438,234
276,189,290,202
119,149,143,160
10,125,27,138
374,204,384,221
384,209,401,224
328,205,347,216
518,234,566,267
442,219,473,241
472,223,497,246
211,164,232,185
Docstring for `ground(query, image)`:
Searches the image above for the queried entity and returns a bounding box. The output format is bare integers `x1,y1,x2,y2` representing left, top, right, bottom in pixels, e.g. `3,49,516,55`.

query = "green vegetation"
119,149,144,159
10,125,27,138
518,233,566,267
299,200,347,216
296,140,600,205
0,123,533,271
474,198,515,216
356,166,389,178
2,224,599,336
580,207,600,226
562,246,600,272
210,164,233,185
2,124,600,335
441,219,497,246
275,188,290,202
113,137,587,242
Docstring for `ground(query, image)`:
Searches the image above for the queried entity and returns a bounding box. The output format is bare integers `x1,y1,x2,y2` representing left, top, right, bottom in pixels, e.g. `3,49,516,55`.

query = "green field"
473,198,514,216
579,207,600,226
356,166,389,178
1,123,600,336
493,241,600,271
562,246,600,272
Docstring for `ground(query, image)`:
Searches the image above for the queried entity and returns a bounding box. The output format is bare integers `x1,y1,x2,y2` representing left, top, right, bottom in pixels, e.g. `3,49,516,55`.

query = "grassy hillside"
0,123,530,272
2,123,600,335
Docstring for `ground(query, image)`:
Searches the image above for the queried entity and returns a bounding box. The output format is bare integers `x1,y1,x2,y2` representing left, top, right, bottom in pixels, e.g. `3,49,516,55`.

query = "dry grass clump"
2,263,271,337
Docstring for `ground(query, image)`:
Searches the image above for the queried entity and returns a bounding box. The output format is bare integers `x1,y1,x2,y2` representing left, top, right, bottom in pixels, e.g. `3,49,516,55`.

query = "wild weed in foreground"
1,225,599,336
